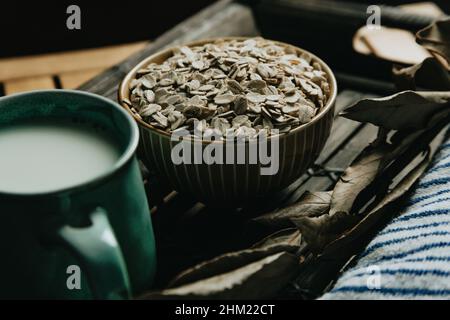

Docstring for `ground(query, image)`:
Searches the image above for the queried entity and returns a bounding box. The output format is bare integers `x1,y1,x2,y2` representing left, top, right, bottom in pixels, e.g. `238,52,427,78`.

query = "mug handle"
56,207,131,300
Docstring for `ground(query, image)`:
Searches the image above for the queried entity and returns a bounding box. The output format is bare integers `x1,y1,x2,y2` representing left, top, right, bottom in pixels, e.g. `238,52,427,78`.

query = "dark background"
1,0,449,58
0,1,216,57
247,0,449,84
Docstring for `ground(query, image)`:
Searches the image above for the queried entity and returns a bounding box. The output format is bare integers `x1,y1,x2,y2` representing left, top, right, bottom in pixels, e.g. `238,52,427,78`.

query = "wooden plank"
326,124,378,170
59,68,105,89
285,124,379,204
4,76,55,95
78,0,257,100
315,90,367,164
0,42,147,82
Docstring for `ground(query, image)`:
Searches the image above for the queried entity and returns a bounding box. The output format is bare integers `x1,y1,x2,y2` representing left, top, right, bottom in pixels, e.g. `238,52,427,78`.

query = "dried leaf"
252,192,332,228
296,150,438,293
393,57,450,91
292,125,446,254
296,135,418,252
292,211,359,253
329,126,429,217
167,229,301,288
143,252,298,299
329,142,391,217
416,18,450,66
324,129,446,257
289,125,448,293
341,91,450,130
251,228,302,249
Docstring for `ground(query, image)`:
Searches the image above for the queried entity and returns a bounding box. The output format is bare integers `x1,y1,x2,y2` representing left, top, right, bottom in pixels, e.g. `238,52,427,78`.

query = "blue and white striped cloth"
321,131,450,300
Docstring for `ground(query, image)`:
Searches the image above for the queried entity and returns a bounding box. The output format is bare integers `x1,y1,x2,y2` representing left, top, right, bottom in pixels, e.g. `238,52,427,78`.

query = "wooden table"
1,0,397,299
0,42,147,95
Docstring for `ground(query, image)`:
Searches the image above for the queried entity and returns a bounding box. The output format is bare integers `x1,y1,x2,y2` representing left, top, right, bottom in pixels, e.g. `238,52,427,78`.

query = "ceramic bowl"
119,37,337,204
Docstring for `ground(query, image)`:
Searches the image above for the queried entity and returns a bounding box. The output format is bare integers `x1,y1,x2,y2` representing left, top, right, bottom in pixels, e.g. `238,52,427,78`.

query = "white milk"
0,120,121,193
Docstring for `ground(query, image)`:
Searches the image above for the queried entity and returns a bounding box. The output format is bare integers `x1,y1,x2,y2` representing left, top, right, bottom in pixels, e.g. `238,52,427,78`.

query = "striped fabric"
321,131,450,300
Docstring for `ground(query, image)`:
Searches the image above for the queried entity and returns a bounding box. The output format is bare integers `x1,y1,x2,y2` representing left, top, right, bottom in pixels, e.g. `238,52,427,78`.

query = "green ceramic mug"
0,90,156,299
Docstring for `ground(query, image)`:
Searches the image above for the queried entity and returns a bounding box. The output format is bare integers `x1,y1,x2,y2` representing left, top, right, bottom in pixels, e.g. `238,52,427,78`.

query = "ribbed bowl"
119,37,337,204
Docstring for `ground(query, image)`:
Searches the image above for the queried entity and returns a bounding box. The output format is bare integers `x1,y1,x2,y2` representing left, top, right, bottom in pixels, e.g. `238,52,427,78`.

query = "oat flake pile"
126,38,331,140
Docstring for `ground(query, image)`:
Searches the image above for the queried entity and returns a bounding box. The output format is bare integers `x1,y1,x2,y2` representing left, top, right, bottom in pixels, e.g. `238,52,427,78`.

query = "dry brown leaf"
143,252,298,300
296,150,437,293
329,142,391,217
393,57,450,91
252,192,332,228
251,228,302,249
417,18,450,66
323,128,446,257
284,142,392,253
292,124,438,253
327,126,431,219
292,211,359,253
167,228,301,288
341,91,450,130
289,126,448,292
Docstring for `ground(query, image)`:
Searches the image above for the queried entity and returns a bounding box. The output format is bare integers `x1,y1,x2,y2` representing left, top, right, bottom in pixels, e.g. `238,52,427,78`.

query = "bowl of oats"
119,37,337,204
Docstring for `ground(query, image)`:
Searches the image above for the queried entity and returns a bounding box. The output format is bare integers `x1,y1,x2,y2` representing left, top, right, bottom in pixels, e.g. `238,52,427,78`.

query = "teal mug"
0,90,156,299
